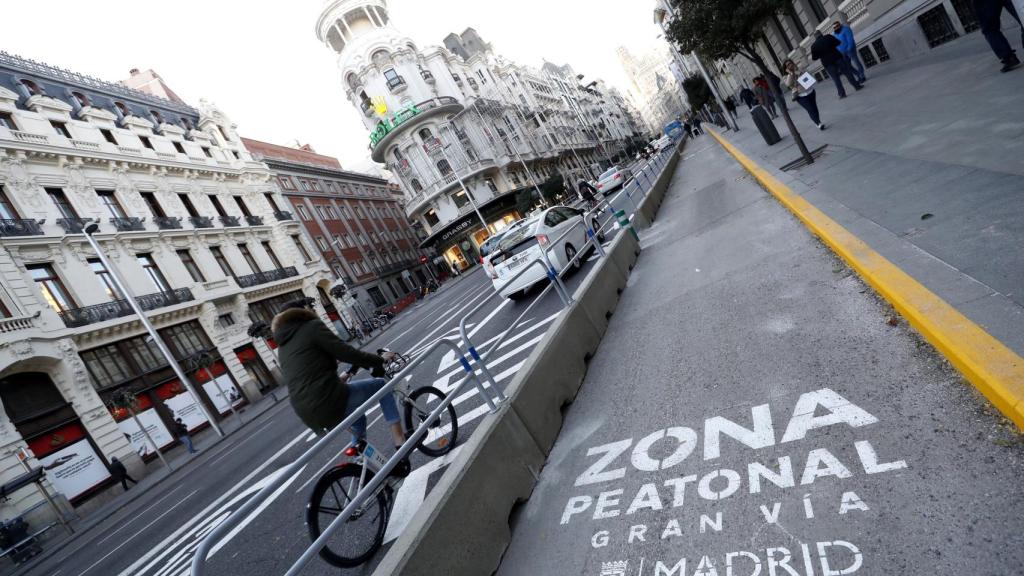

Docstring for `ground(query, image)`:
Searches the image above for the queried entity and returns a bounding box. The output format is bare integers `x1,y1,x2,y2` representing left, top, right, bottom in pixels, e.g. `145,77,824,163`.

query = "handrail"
190,337,495,576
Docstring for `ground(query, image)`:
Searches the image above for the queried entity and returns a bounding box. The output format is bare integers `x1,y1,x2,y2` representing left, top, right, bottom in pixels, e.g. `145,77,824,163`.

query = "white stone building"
315,2,639,271
617,45,688,132
0,52,336,522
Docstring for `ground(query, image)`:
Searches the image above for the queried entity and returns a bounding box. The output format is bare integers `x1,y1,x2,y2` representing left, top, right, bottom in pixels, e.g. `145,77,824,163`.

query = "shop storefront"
423,194,522,272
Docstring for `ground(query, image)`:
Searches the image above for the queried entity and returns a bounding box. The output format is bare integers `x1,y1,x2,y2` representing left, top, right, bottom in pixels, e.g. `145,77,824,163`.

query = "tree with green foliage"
540,172,565,205
666,0,813,164
515,189,534,217
682,74,714,115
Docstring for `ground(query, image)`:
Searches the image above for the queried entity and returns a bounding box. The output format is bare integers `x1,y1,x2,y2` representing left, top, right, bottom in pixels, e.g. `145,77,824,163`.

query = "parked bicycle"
305,349,458,567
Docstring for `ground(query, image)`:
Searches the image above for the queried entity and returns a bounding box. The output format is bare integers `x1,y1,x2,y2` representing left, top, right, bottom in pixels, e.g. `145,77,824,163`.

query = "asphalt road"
496,139,1024,575
23,148,676,576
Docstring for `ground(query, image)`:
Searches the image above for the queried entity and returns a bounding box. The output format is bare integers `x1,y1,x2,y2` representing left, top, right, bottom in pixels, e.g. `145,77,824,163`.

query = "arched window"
114,102,130,118
20,79,43,96
392,147,403,162
327,26,346,53
437,159,453,176
71,91,89,108
346,73,360,91
150,109,164,124
411,179,423,193
371,49,391,68
417,127,434,141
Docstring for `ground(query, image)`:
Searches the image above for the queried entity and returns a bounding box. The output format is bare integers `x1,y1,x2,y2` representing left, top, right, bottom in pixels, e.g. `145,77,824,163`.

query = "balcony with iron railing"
153,216,183,230
190,216,213,229
56,218,93,234
273,210,293,221
244,215,264,226
58,288,195,328
110,217,146,232
236,266,299,288
0,219,45,237
387,75,407,93
219,215,241,227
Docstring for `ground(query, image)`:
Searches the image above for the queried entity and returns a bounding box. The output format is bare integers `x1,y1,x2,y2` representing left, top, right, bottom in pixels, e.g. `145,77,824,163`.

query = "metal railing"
190,216,213,228
219,215,241,227
110,216,145,232
0,219,44,237
191,338,500,576
58,288,194,328
244,215,264,226
235,267,299,288
273,210,293,221
56,218,92,234
153,216,183,230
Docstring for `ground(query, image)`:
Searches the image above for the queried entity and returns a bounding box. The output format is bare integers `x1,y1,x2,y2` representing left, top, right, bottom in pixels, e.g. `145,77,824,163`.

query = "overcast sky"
4,0,663,170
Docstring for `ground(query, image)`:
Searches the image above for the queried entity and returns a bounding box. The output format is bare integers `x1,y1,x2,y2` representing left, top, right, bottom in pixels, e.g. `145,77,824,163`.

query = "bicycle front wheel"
403,386,458,457
306,464,389,568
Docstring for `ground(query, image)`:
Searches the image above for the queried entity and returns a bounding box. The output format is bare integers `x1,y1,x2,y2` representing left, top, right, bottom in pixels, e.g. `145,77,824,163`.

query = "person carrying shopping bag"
783,59,826,131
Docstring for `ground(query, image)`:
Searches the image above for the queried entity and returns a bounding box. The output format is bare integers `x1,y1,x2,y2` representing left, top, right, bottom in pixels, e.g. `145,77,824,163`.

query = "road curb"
708,129,1024,429
372,147,685,576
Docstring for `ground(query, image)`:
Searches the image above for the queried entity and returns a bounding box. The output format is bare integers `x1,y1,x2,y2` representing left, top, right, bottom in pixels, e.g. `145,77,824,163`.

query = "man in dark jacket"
971,0,1022,72
811,31,863,98
109,457,136,491
739,86,756,109
271,305,410,477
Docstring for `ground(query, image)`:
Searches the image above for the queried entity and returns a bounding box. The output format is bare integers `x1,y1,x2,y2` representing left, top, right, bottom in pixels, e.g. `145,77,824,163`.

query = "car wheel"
589,218,606,243
508,289,529,301
564,243,581,271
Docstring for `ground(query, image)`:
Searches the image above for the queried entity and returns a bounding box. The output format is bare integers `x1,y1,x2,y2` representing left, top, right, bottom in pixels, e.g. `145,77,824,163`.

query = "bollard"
615,208,639,241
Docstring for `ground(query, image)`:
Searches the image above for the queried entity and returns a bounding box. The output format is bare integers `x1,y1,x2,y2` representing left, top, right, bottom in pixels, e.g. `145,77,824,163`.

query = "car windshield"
497,219,539,252
599,168,617,179
480,231,508,256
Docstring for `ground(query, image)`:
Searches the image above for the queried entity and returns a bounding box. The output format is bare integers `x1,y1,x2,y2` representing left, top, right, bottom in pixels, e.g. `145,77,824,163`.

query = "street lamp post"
83,223,223,436
692,51,740,132
469,103,546,206
438,143,490,235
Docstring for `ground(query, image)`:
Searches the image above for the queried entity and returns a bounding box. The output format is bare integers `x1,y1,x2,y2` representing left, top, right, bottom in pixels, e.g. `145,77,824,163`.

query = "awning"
418,189,523,248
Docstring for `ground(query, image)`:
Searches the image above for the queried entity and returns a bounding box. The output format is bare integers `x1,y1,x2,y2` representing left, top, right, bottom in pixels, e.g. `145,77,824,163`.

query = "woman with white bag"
783,59,826,131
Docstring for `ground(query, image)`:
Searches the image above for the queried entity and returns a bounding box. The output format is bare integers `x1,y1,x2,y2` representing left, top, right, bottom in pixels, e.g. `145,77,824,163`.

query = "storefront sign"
202,375,244,415
116,408,174,457
39,439,110,501
165,391,209,431
369,103,421,147
440,218,474,243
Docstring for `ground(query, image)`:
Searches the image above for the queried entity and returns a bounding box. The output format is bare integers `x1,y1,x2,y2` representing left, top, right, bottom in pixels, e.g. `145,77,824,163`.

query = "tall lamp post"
437,141,491,235
83,223,223,436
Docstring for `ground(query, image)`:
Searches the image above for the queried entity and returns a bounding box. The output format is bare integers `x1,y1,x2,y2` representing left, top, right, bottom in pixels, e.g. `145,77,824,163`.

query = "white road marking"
94,484,188,546
383,445,464,543
75,489,198,576
115,431,309,575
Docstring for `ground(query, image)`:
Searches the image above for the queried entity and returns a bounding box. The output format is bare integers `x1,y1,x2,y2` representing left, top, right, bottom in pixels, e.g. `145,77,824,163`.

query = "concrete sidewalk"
496,138,1024,575
714,31,1024,359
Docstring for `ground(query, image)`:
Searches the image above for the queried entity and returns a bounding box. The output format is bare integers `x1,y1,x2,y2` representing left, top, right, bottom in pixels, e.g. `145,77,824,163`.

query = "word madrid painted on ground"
561,388,906,575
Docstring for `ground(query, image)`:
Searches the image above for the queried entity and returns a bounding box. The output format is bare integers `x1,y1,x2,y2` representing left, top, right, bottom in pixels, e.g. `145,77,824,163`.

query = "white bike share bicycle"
305,349,459,567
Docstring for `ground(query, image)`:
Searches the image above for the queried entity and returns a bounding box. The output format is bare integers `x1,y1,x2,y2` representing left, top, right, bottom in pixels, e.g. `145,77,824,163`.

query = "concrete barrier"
371,404,544,576
372,136,687,576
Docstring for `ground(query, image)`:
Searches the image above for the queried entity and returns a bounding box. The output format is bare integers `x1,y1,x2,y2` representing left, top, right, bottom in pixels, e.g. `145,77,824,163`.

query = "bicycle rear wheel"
403,386,458,457
306,464,389,568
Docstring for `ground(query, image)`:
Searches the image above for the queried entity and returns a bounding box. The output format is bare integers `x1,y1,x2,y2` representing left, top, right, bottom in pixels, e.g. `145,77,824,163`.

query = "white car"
595,166,632,195
654,135,673,151
486,206,602,300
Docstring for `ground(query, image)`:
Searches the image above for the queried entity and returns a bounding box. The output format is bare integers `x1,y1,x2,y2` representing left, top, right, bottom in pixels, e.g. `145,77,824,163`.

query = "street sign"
420,255,428,263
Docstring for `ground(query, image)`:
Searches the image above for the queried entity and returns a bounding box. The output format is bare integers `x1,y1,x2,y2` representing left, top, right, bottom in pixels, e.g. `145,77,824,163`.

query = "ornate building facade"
0,52,336,522
315,1,640,271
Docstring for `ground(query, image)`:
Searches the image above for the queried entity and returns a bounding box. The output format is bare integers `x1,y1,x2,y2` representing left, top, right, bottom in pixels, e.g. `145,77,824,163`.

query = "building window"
178,193,199,217
46,188,78,219
264,193,281,212
160,321,212,360
0,186,20,219
234,196,252,217
177,249,206,283
150,110,165,125
114,102,130,117
418,127,434,141
279,176,296,190
210,246,235,280
484,178,498,192
139,135,154,150
20,79,43,96
452,190,471,209
424,209,440,227
81,345,129,388
262,241,283,269
201,146,212,158
437,159,453,176
88,258,124,300
137,253,172,292
238,243,261,273
50,121,71,138
136,192,164,218
208,195,228,218
93,128,116,145
355,206,365,219
0,111,17,130
27,264,76,313
97,190,127,218
172,141,186,155
296,205,311,221
291,235,311,261
784,2,808,40
316,236,330,252
807,0,828,22
218,313,235,328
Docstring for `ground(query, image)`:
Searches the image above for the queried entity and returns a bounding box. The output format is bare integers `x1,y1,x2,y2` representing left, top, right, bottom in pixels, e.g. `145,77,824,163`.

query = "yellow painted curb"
709,129,1024,430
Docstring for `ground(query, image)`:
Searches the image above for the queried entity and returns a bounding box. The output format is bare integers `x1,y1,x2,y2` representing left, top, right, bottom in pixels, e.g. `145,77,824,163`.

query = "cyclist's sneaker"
390,452,411,478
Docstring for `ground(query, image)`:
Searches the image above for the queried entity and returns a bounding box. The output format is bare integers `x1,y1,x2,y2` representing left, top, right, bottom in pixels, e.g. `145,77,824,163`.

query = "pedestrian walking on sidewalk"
271,304,411,478
753,76,778,118
811,31,863,98
724,96,739,120
783,59,826,130
109,457,137,491
739,86,757,110
832,21,867,83
972,0,1022,72
175,419,198,454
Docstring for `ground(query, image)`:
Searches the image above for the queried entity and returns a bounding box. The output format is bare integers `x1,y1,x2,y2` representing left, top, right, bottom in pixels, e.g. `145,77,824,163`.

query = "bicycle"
305,349,458,567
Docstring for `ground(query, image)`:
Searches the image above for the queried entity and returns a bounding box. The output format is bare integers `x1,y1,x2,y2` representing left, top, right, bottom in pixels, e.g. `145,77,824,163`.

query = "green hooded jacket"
271,307,385,433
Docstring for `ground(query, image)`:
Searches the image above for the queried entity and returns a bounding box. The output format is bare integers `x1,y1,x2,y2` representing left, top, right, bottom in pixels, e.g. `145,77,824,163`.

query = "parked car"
595,166,632,195
486,206,603,300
